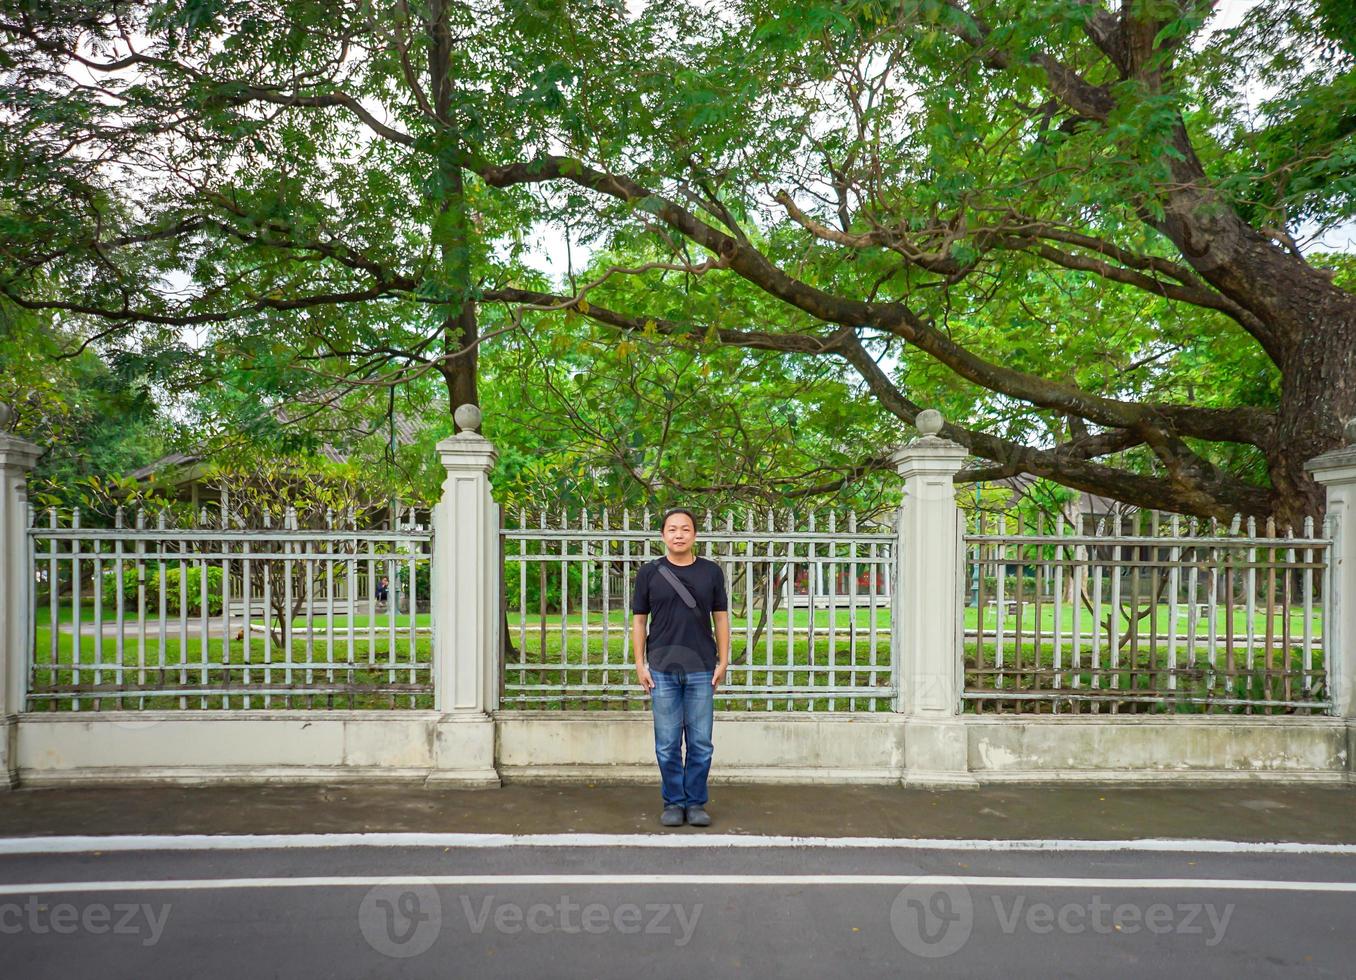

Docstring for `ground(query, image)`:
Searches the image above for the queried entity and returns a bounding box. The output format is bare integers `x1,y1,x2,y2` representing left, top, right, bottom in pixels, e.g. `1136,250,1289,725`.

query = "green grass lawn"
29,598,1326,715
41,596,1322,636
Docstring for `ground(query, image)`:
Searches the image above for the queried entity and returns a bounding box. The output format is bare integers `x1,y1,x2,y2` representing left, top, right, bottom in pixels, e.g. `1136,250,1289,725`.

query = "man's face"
662,513,696,554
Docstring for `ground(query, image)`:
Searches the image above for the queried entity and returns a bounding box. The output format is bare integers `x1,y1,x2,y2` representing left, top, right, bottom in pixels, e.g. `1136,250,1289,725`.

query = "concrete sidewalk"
1,782,1353,842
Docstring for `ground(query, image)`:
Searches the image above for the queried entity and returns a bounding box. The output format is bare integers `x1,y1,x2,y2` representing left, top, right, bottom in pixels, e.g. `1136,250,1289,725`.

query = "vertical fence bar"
1283,525,1295,707
239,511,251,709
135,509,147,705
558,507,568,708
602,508,612,704
92,519,103,711
113,508,125,709
347,510,357,698
262,509,274,708
25,504,36,711
220,504,232,709
783,509,793,712
868,518,879,705
47,509,57,708
1013,512,1025,697
622,508,631,706
407,516,419,709
582,509,591,707
1303,516,1315,696
1246,515,1258,699
1053,511,1064,694
1185,520,1200,702
766,510,776,712
70,508,82,711
365,525,376,669
325,511,336,700
282,509,295,702
995,512,1006,692
847,510,858,711
1206,519,1220,700
304,527,315,697
518,508,528,665
197,509,209,708
1071,518,1083,693
1090,519,1103,701
1322,515,1334,710
176,516,187,710
827,511,837,711
1264,516,1277,705
1168,514,1180,693
155,511,168,703
1108,513,1121,705
387,532,399,701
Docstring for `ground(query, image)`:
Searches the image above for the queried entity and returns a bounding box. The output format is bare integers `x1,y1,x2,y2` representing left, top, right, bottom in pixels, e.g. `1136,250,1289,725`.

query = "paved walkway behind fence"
1,782,1353,842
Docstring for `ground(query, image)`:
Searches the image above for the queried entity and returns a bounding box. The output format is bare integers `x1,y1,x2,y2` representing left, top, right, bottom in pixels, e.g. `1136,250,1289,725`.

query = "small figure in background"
376,575,389,604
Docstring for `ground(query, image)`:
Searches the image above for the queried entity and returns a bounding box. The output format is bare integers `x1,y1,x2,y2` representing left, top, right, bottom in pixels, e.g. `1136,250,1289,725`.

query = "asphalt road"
0,834,1352,978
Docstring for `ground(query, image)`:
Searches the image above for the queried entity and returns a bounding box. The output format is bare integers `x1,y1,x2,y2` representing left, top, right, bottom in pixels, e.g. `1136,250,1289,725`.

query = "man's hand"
637,662,654,694
712,661,727,689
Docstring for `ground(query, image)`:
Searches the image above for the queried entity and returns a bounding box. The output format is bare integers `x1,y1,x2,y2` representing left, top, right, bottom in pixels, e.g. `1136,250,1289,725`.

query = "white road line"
1,875,1355,896
1,834,1355,856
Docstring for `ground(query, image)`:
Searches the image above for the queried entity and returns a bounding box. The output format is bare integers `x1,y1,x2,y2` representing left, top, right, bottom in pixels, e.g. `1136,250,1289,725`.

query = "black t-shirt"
631,555,729,673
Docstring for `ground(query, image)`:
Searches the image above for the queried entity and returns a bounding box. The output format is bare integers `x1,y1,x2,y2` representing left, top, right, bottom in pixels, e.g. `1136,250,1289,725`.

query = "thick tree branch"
478,154,1275,448
481,285,1274,519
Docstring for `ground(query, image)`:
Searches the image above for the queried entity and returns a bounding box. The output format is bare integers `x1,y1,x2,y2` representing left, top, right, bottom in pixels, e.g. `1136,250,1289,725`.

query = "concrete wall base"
9,711,1354,788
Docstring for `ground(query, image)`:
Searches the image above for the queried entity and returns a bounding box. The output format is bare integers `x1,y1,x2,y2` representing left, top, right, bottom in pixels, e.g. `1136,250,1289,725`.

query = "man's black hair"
659,507,697,531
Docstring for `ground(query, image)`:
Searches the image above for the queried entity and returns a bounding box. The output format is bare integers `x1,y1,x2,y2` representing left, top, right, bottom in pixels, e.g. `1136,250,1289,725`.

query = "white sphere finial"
1345,417,1356,446
915,409,944,437
454,403,482,433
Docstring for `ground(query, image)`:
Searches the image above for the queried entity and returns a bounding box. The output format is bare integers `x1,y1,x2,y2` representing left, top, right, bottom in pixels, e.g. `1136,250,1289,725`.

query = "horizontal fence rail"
501,508,897,712
963,510,1332,715
27,506,433,711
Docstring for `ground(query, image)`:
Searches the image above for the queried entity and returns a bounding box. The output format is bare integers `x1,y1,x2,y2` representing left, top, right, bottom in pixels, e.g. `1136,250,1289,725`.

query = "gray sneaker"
685,805,711,827
660,805,685,827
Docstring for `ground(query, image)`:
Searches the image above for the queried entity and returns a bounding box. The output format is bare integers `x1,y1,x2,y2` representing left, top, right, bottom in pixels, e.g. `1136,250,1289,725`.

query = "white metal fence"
27,506,433,710
500,508,897,711
22,495,1341,719
963,510,1332,714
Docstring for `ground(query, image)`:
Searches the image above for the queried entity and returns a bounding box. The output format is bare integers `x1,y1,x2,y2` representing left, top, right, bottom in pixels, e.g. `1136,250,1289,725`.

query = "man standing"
632,508,730,828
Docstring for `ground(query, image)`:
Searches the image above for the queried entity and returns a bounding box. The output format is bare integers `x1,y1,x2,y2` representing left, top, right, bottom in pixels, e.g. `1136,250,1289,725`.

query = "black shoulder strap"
653,559,698,609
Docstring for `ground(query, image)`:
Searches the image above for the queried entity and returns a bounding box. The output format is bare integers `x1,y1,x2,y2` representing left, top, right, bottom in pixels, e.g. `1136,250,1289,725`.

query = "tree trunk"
442,299,479,424
1152,161,1356,526
1268,304,1356,529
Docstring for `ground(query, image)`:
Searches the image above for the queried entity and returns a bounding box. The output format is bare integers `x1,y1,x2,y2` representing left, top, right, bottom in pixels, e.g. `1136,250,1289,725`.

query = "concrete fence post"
428,404,501,787
891,409,974,785
0,413,41,789
1305,419,1356,718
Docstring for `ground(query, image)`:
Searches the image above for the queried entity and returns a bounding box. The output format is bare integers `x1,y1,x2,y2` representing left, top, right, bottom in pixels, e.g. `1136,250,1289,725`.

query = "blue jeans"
649,668,714,808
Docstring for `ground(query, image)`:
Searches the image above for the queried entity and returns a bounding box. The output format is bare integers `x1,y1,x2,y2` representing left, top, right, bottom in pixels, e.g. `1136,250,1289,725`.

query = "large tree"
3,0,1354,524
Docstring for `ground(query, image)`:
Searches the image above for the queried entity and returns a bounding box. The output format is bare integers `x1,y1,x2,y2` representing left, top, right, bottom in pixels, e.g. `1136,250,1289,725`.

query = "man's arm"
632,614,654,693
712,611,730,689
